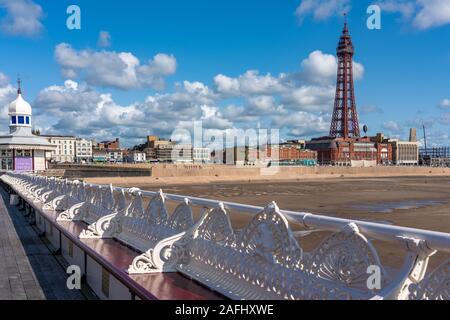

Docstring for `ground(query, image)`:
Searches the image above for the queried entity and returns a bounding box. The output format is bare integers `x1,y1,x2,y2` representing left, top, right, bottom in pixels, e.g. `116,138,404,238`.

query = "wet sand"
86,175,450,269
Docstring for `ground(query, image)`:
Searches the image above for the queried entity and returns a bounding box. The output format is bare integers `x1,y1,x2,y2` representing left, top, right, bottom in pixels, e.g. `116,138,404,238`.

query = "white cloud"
0,75,17,133
212,50,365,118
214,71,285,97
0,0,44,37
32,79,229,145
295,0,351,22
379,0,450,29
378,0,416,19
25,45,368,146
382,120,402,132
414,0,450,29
439,112,450,125
213,74,240,96
35,80,102,115
247,96,277,113
439,98,450,109
282,85,335,112
98,31,112,48
425,130,449,147
5,30,447,147
295,0,450,30
0,72,9,87
272,111,330,137
54,43,177,90
300,51,337,84
183,80,215,98
360,105,384,114
200,105,233,129
300,50,364,85
4,47,447,148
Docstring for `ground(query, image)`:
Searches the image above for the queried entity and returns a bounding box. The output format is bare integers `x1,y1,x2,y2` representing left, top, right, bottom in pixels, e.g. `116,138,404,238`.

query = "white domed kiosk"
0,80,55,171
9,85,32,131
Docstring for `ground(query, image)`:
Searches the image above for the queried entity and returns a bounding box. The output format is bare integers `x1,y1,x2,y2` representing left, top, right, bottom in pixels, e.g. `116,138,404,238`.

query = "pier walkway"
0,188,86,300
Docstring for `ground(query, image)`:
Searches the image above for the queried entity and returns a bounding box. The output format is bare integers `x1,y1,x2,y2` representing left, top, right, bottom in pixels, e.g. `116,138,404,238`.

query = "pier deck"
0,189,86,300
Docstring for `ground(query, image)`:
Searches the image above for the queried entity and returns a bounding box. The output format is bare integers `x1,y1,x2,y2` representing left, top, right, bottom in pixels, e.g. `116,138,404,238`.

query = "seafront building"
193,147,211,163
156,143,193,163
0,82,55,171
144,136,172,162
75,138,93,163
93,149,107,163
390,137,419,166
135,135,209,163
218,141,317,166
91,138,124,163
44,135,77,163
44,135,94,164
420,147,450,167
106,149,123,163
266,141,317,166
100,138,120,150
127,150,146,163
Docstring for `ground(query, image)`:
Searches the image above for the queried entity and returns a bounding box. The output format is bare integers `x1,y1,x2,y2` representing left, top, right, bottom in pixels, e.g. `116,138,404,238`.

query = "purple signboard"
15,157,33,171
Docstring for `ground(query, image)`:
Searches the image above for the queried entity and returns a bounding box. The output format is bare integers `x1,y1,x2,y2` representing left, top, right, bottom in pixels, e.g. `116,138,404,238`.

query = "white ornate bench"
173,202,379,299
408,259,449,300
78,189,195,274
48,180,86,212
172,202,449,300
33,177,59,204
57,184,125,226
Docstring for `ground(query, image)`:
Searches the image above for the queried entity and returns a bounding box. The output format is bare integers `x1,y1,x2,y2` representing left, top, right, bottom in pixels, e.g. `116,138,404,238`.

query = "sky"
0,0,449,147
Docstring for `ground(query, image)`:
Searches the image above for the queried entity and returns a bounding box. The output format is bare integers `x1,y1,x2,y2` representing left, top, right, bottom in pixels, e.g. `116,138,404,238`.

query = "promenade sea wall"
151,164,450,178
46,163,450,179
46,164,152,178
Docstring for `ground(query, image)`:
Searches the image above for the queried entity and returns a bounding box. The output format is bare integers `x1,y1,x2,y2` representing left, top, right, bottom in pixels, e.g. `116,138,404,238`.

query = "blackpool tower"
329,21,360,139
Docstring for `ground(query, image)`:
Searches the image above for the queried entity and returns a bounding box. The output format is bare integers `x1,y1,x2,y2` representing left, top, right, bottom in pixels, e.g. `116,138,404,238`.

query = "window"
1,150,12,157
18,116,25,124
1,158,13,170
25,117,30,125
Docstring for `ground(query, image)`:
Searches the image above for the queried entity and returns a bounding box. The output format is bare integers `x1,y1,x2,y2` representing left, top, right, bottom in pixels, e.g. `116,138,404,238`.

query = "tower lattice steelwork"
329,22,360,139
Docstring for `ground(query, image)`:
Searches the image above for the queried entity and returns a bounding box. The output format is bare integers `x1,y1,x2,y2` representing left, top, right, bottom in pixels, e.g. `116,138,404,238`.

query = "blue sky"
0,0,449,147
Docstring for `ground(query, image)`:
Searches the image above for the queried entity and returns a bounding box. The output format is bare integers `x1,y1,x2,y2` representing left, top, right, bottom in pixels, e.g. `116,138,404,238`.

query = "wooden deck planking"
0,189,86,300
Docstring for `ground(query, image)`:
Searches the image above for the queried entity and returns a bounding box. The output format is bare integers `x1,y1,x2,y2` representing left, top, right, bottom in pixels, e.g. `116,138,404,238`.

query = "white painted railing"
1,172,449,300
